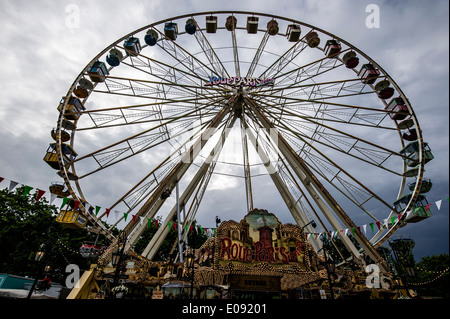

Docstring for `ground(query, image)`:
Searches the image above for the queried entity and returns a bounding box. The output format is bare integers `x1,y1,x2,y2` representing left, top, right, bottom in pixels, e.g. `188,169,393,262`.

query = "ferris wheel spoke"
79,108,215,131
231,28,241,77
246,31,270,78
106,110,235,218
117,54,230,96
250,94,397,129
192,18,231,78
102,74,226,97
257,99,395,132
151,26,226,80
260,108,403,173
76,118,213,180
251,102,399,208
259,114,395,223
277,47,350,84
78,92,226,130
70,103,224,177
255,77,372,101
258,34,309,79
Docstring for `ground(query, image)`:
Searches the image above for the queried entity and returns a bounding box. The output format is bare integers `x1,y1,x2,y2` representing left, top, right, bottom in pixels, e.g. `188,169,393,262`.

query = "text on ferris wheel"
205,76,275,88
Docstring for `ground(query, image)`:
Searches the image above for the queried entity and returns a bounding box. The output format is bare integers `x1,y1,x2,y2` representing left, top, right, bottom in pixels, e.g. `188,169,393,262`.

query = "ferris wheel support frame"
246,98,390,273
241,117,322,251
141,114,237,260
98,101,233,266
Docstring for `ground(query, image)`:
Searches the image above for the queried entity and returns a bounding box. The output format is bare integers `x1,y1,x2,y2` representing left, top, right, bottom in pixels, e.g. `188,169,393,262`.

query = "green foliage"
413,254,449,298
0,187,107,283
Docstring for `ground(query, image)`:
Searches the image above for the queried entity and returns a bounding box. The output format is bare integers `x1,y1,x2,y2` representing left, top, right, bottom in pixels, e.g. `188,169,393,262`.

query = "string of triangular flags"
1,176,447,239
0,176,217,236
306,197,449,240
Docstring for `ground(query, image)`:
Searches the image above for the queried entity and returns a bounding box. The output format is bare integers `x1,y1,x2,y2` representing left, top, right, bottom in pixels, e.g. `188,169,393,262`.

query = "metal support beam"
142,115,237,260
246,97,390,273
242,118,322,251
98,101,232,266
176,181,184,262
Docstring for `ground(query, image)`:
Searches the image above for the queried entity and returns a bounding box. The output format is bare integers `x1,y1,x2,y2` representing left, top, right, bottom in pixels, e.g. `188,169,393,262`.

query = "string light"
407,268,449,286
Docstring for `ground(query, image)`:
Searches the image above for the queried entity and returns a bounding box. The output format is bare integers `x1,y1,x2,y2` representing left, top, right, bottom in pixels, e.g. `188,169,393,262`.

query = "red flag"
74,201,80,211
376,221,381,230
132,214,136,223
154,219,158,228
105,208,111,218
425,204,432,212
36,189,46,203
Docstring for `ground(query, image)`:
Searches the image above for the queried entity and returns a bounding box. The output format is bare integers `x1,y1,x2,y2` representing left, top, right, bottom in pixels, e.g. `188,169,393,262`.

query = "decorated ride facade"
189,208,326,298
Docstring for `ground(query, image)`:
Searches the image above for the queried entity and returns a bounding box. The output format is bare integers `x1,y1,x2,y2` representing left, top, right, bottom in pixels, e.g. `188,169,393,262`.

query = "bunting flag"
23,185,33,198
36,189,46,203
60,197,70,209
9,181,18,193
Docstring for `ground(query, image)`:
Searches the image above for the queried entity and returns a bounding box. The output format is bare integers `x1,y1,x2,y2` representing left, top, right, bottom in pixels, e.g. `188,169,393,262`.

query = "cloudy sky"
0,0,448,261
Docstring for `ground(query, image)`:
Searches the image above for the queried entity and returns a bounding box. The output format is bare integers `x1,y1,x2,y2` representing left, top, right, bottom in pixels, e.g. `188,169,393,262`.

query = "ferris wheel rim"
53,11,427,258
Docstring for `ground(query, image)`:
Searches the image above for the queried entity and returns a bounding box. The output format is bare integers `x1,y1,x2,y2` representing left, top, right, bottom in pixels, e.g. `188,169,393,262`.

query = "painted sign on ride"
204,76,275,88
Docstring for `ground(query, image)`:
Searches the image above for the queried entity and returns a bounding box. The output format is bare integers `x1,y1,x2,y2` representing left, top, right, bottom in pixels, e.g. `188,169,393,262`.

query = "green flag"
60,197,70,209
23,185,33,198
391,216,396,226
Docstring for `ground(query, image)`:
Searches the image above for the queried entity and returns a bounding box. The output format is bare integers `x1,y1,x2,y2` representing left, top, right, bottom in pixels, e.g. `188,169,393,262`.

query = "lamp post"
186,250,195,299
301,220,317,230
323,248,336,300
111,232,128,292
317,237,336,300
215,216,221,228
27,244,46,299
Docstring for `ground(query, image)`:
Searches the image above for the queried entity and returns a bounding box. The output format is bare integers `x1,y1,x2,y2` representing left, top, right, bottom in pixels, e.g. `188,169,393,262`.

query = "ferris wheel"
44,11,434,273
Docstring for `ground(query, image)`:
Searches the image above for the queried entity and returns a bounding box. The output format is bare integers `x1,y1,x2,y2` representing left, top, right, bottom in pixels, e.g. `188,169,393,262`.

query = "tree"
413,254,449,298
0,187,107,283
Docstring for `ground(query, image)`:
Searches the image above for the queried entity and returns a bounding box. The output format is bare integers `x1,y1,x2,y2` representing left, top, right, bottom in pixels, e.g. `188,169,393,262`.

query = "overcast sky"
0,0,448,261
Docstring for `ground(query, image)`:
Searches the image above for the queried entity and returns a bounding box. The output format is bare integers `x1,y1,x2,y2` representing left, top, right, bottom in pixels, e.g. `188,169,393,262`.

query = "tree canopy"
0,187,102,282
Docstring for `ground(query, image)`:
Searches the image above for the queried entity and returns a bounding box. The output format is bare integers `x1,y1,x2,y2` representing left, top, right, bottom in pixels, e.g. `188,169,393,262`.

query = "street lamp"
215,216,221,228
111,231,128,293
27,244,46,299
186,251,195,299
323,248,336,300
301,220,317,230
35,245,45,262
317,237,336,300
